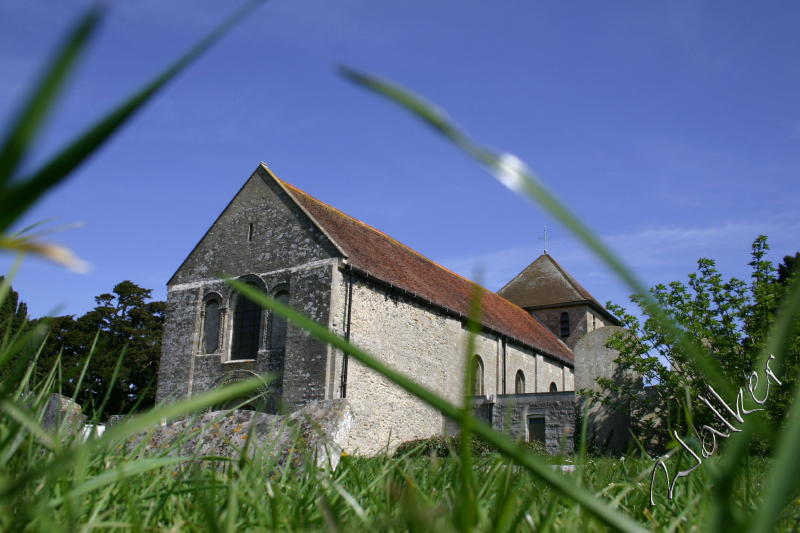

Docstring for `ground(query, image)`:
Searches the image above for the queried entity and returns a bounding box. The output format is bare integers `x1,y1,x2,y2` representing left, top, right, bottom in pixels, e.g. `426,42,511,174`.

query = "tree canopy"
30,281,165,419
596,236,799,452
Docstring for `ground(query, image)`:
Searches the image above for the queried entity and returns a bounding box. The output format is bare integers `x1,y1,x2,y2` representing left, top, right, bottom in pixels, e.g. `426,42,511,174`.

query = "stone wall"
573,326,632,454
157,259,337,410
504,343,537,393
537,355,565,393
335,269,572,455
170,167,339,286
340,276,469,454
531,304,610,349
473,392,576,455
157,166,341,407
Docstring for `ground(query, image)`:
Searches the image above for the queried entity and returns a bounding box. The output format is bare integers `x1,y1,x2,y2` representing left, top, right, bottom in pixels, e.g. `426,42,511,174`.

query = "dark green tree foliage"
597,236,799,451
0,277,28,337
36,281,164,418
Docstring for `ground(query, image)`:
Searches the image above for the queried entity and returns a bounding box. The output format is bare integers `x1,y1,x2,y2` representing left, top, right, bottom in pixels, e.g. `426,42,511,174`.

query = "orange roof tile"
275,174,574,366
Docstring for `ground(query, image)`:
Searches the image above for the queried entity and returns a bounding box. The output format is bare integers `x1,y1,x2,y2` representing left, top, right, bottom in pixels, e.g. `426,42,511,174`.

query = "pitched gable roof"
264,164,574,365
498,253,619,325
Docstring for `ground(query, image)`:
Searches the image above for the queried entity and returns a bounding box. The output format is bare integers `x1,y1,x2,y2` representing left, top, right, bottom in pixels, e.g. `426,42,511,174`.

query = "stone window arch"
201,293,222,354
472,355,485,396
515,370,525,394
269,290,289,351
549,381,558,393
230,279,265,361
559,312,570,339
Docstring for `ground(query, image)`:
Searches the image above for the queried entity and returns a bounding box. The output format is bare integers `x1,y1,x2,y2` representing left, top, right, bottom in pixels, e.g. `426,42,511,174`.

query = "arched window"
202,298,220,353
549,382,558,393
231,284,263,361
472,355,484,396
515,370,525,394
559,312,570,339
269,291,289,351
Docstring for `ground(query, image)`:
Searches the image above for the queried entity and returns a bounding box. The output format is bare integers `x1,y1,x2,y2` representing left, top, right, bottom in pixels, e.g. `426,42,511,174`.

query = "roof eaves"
343,264,575,367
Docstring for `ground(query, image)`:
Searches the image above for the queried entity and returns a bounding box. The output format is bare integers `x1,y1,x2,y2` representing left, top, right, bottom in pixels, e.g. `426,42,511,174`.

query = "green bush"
394,435,548,458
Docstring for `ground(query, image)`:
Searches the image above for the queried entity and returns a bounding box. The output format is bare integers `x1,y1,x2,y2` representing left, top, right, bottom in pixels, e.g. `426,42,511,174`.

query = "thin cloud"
438,214,800,302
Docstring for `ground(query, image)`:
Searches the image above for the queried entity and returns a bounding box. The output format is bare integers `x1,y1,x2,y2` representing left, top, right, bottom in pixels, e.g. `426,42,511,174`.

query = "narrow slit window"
247,223,254,242
559,312,570,338
202,299,220,353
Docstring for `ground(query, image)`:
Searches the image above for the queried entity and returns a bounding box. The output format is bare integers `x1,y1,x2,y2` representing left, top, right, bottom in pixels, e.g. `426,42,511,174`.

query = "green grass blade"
456,282,482,532
0,0,264,232
0,7,103,185
753,267,800,382
0,373,270,502
339,66,738,406
0,399,55,450
709,273,800,526
227,280,650,533
47,456,189,507
748,276,800,532
748,378,800,533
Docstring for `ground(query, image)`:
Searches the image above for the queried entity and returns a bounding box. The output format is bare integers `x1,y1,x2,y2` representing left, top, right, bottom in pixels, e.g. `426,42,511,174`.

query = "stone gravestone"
573,326,635,455
131,399,353,470
42,393,86,434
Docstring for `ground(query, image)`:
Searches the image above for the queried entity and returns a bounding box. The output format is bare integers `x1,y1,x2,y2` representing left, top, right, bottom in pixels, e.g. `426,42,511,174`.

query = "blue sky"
1,0,798,318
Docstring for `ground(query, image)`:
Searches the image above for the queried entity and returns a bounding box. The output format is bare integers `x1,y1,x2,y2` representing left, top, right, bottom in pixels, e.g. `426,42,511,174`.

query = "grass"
2,4,800,532
0,399,795,533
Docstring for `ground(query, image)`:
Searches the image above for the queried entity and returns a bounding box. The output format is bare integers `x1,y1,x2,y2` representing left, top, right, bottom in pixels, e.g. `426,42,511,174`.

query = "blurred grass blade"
1,400,55,450
0,6,103,185
457,282,482,531
340,66,738,406
749,376,800,533
48,456,188,507
0,234,89,273
0,372,270,501
228,280,649,533
710,272,800,526
748,275,800,533
0,0,264,232
753,268,800,380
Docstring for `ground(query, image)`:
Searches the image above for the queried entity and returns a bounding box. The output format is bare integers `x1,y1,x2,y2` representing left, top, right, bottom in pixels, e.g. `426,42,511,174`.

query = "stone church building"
156,163,620,455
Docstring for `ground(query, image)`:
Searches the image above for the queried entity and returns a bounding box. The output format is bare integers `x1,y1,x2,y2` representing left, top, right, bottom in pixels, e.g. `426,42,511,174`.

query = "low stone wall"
473,392,576,455
130,399,353,470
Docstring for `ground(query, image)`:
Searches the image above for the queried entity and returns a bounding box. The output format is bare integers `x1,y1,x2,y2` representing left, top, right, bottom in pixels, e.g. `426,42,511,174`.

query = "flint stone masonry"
157,166,338,409
574,326,632,454
131,400,353,470
473,392,576,455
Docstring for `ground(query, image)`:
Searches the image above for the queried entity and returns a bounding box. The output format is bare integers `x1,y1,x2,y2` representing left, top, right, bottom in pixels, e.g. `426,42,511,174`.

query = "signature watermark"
649,355,782,506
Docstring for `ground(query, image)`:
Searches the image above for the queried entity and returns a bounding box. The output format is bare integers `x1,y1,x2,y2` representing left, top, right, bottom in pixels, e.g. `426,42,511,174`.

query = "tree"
595,236,799,451
36,281,165,418
0,277,28,337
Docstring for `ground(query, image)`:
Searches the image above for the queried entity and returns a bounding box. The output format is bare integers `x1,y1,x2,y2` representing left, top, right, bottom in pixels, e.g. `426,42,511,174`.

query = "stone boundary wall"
473,391,576,455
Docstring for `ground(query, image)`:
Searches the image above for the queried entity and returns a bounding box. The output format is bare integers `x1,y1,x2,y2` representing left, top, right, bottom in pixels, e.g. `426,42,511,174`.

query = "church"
156,163,621,454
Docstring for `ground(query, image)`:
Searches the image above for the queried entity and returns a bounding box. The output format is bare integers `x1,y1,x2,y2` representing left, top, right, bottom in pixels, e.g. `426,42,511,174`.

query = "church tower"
498,254,619,349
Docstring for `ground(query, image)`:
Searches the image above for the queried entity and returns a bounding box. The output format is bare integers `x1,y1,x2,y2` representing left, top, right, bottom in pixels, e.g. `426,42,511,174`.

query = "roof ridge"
276,177,493,293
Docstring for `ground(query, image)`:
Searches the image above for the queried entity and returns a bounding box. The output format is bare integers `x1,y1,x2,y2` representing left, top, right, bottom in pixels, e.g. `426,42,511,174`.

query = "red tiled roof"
274,175,574,365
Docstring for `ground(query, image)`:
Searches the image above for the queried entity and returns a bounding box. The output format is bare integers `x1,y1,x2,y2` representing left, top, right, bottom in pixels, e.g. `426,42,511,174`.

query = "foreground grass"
2,428,793,533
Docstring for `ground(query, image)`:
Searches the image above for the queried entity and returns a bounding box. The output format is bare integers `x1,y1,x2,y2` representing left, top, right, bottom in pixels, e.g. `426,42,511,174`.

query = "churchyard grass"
2,4,800,532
